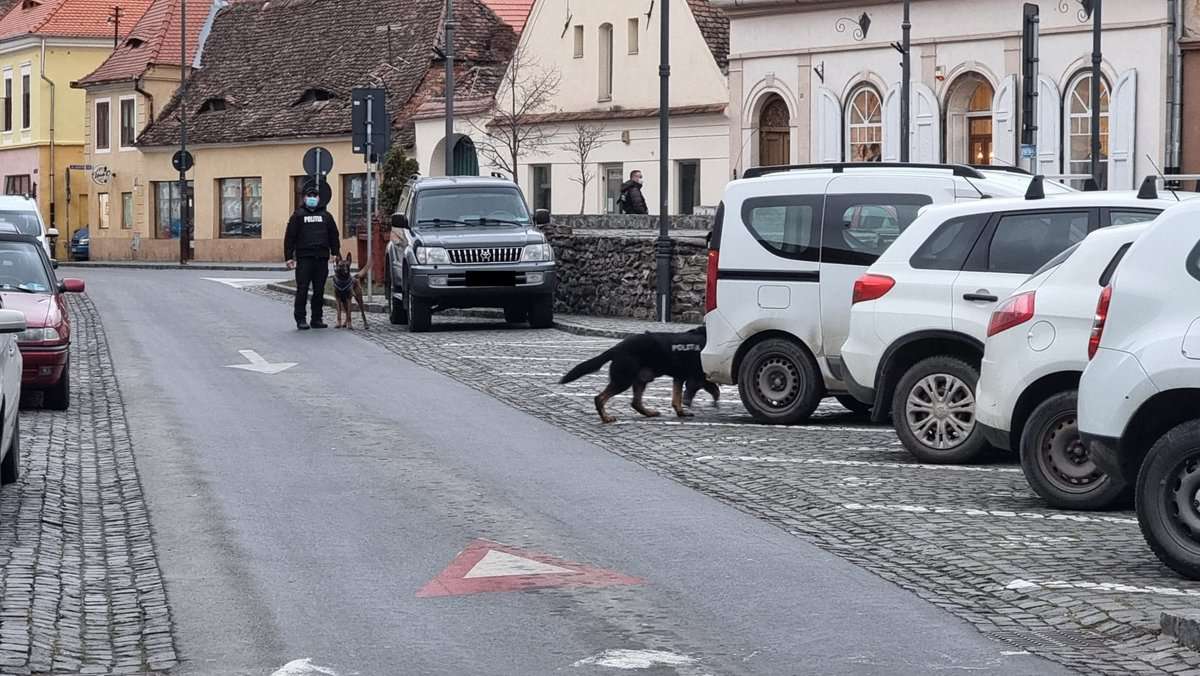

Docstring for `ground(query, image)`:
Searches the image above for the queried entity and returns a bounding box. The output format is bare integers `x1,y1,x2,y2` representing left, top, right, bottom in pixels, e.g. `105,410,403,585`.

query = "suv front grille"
448,247,522,264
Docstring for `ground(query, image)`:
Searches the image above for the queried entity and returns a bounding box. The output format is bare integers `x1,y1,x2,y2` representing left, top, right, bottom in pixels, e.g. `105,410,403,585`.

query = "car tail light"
1088,285,1113,360
705,249,719,313
986,291,1036,337
852,274,895,304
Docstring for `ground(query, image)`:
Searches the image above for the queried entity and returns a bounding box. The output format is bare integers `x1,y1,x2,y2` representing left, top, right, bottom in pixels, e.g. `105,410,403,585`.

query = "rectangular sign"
351,88,390,162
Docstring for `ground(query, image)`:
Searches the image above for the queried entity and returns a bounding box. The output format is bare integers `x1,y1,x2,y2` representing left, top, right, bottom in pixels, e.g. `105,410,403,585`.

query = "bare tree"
562,124,608,214
469,45,561,185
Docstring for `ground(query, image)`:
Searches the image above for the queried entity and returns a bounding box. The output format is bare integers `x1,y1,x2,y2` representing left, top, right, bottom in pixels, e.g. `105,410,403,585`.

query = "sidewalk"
264,281,696,338
62,260,290,272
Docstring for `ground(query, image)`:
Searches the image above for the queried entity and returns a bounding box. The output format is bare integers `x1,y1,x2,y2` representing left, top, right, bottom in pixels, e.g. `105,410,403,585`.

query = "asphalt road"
81,269,1071,676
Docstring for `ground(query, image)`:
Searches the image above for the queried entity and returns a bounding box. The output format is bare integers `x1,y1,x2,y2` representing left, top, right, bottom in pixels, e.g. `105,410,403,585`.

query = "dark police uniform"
283,202,340,326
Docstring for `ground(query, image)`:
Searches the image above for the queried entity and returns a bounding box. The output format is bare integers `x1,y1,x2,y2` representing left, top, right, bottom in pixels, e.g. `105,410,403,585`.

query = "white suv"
1079,200,1200,578
0,196,54,258
701,163,1068,424
841,186,1176,463
977,219,1160,509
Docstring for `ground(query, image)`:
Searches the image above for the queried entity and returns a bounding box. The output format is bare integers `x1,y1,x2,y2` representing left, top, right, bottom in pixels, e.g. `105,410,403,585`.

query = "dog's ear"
346,251,353,263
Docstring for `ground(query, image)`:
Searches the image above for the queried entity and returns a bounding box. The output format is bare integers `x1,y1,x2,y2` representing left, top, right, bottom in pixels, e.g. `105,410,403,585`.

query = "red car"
0,234,84,409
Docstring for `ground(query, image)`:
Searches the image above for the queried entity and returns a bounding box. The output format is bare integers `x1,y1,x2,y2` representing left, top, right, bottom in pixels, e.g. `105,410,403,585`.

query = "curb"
264,282,636,338
1161,611,1200,651
62,262,291,272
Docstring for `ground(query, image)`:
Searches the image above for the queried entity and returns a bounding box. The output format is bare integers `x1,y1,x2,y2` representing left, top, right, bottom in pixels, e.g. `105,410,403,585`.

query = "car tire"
892,356,988,464
528,297,554,329
44,361,70,411
737,338,824,425
504,305,528,324
387,270,408,326
1019,390,1128,510
835,395,872,415
1136,420,1200,580
408,295,432,333
1,415,18,486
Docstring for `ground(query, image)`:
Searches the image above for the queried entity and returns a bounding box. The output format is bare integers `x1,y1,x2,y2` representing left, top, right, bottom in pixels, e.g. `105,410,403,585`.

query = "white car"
0,306,25,488
841,184,1177,464
1079,200,1200,579
702,163,1070,424
977,219,1158,509
0,196,54,258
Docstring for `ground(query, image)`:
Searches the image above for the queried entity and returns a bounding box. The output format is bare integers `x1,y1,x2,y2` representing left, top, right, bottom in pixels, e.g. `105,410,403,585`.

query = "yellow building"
0,0,153,259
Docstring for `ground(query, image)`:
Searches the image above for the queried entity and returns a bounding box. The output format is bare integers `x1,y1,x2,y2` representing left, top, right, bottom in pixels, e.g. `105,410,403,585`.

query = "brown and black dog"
333,252,369,330
559,326,720,423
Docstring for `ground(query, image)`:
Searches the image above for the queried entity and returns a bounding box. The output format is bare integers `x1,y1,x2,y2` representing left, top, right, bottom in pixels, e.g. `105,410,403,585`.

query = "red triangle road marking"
417,539,643,598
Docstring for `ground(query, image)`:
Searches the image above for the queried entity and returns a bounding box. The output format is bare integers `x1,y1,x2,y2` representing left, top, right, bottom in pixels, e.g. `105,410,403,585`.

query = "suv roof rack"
971,164,1031,176
741,162,987,180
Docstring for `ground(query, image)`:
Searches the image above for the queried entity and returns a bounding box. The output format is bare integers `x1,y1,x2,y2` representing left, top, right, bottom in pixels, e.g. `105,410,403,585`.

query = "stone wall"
550,214,715,231
545,222,710,323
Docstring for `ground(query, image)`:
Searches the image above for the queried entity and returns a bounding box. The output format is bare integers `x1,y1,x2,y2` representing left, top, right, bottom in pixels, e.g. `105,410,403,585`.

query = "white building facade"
715,0,1184,190
414,0,731,215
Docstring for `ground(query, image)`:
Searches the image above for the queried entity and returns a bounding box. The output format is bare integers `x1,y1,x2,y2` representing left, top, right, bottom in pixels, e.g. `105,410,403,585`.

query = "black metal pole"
1090,0,1102,188
899,0,911,163
179,0,189,264
444,0,455,176
656,0,672,322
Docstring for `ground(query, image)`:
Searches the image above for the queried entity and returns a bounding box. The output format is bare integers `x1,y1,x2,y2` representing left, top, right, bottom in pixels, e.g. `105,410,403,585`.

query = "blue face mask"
304,196,320,208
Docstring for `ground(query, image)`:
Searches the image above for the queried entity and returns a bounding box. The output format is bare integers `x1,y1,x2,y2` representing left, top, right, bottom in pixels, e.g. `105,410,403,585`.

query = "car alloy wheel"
905,373,976,451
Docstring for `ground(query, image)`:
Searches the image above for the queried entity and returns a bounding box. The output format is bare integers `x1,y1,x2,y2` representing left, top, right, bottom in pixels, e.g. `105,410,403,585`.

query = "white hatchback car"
0,307,25,488
702,163,1068,424
1079,200,1200,578
0,196,53,258
977,219,1159,509
841,185,1177,463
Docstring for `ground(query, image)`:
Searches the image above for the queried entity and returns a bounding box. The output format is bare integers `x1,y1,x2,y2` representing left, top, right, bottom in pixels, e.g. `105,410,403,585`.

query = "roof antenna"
962,174,989,199
1024,174,1045,200
1146,153,1180,202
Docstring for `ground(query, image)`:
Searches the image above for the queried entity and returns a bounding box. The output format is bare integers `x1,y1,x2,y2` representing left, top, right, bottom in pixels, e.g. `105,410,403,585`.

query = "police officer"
284,181,340,330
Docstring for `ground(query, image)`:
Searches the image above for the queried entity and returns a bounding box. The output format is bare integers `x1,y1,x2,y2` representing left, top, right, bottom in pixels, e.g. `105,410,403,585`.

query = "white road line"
443,340,613,347
1006,578,1200,598
459,355,579,362
573,649,698,670
696,455,1021,473
841,502,1137,525
498,372,568,377
613,420,884,433
271,659,338,676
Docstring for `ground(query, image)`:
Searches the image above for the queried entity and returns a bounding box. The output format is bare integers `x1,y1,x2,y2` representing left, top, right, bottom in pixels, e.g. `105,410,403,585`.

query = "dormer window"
296,88,335,105
21,0,40,9
198,97,227,114
125,37,145,48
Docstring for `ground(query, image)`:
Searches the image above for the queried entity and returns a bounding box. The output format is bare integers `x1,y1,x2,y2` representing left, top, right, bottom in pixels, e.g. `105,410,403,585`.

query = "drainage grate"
986,628,1114,652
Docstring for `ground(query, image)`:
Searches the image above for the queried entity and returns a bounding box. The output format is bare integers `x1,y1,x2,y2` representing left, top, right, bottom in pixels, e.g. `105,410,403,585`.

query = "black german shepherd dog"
559,326,720,423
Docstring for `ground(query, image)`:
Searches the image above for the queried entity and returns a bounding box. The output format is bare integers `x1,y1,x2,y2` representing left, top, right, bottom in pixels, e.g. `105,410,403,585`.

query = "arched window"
845,85,882,162
1065,72,1110,187
598,23,614,101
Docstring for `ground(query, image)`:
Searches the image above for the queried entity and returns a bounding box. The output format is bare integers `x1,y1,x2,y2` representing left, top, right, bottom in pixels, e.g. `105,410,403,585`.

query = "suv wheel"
1,415,18,485
408,294,432,333
892,356,988,463
1020,390,1128,510
528,297,554,329
388,269,408,325
737,338,824,425
835,395,872,415
1137,420,1200,580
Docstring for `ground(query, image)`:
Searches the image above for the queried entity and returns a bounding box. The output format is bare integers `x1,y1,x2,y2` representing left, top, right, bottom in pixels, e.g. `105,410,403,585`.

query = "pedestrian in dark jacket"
284,182,341,330
619,170,649,215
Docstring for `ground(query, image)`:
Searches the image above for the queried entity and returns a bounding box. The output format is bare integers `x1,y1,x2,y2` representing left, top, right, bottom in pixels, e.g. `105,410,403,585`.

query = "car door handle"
963,293,999,302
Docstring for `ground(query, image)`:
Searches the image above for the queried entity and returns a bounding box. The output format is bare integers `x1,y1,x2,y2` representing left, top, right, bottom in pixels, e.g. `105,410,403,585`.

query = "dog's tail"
559,349,616,384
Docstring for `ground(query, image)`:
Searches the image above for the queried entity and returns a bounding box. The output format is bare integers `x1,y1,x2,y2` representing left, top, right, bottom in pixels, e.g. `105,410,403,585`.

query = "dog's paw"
600,416,617,424
639,409,661,418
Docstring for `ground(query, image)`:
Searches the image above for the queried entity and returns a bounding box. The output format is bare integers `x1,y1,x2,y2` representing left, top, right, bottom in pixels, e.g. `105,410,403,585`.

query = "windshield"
0,241,50,293
0,210,42,237
415,188,530,226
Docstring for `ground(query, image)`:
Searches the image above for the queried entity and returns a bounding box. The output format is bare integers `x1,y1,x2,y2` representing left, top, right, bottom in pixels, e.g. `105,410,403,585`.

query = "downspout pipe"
39,39,56,238
1167,0,1183,173
134,76,154,125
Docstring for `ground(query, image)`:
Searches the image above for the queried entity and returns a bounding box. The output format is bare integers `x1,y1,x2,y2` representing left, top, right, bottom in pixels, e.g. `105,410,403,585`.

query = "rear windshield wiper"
417,218,473,227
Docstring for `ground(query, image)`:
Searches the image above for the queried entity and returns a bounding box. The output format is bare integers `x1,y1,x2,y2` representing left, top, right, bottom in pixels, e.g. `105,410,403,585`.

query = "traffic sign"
302,146,334,178
416,539,643,598
1020,144,1037,159
172,149,194,173
351,88,389,161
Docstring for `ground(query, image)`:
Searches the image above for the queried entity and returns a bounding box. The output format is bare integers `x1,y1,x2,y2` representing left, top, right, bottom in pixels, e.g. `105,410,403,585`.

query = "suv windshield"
0,241,50,293
0,210,42,237
416,188,530,226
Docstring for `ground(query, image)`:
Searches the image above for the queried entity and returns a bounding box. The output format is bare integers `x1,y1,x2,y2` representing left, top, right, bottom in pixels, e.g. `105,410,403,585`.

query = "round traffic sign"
303,147,334,177
172,150,194,173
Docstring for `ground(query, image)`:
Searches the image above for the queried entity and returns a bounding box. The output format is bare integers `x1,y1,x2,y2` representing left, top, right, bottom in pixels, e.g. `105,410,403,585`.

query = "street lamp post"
444,0,455,176
1089,0,1102,188
899,0,911,163
655,0,672,322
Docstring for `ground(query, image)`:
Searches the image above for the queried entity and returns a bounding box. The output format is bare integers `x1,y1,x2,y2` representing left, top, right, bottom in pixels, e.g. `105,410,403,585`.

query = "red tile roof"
479,0,531,34
0,0,153,42
74,0,215,86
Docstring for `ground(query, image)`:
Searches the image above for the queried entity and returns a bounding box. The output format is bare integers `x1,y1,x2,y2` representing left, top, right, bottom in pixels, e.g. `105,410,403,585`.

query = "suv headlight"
416,247,450,265
18,327,60,343
521,243,554,262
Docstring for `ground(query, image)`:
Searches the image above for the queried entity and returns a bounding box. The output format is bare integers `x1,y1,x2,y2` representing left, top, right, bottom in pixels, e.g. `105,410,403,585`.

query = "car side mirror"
391,214,410,230
0,309,26,334
60,278,85,293
534,209,551,226
47,228,59,238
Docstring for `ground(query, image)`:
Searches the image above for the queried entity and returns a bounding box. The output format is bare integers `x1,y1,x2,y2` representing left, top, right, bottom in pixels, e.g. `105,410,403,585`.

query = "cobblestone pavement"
252,286,1200,674
0,295,176,675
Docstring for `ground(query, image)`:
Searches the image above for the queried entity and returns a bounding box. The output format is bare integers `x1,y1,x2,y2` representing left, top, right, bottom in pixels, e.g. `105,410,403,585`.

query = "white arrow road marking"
223,349,297,375
573,649,698,670
1006,578,1200,598
464,550,575,578
203,277,287,289
270,658,338,676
